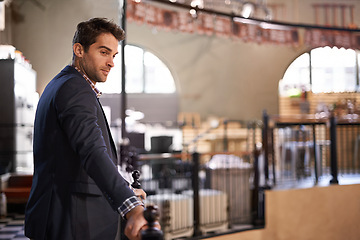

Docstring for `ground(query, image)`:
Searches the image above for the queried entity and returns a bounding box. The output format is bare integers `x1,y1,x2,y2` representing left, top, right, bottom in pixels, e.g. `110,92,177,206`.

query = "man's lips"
101,68,110,76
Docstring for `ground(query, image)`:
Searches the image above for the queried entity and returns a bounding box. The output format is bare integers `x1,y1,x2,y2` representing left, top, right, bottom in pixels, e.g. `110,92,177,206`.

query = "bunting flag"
178,11,195,33
304,29,358,49
127,0,359,49
197,13,215,36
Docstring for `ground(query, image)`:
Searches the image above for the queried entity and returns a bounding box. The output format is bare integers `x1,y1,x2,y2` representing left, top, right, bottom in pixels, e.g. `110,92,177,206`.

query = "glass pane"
100,45,176,94
311,47,356,93
144,52,176,93
279,53,310,97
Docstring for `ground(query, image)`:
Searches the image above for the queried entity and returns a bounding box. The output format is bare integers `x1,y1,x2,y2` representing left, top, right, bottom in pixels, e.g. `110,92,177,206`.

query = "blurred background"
1,0,360,240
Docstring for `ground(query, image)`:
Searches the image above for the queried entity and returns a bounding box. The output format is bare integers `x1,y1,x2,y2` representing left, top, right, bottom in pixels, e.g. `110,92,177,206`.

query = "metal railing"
8,111,360,239
262,110,360,187
119,120,264,240
134,150,258,240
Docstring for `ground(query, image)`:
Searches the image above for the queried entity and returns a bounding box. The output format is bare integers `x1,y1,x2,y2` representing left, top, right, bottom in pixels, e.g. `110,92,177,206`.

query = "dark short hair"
72,18,125,52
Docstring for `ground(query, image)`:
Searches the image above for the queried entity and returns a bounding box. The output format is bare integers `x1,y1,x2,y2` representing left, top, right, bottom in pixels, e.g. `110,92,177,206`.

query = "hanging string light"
167,0,272,20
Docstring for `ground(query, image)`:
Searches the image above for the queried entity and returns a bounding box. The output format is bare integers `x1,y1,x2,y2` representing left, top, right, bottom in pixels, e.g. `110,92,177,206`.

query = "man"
25,18,147,240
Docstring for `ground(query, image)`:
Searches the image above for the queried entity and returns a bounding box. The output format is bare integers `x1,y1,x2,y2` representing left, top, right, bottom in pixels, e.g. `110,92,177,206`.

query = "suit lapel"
96,98,118,164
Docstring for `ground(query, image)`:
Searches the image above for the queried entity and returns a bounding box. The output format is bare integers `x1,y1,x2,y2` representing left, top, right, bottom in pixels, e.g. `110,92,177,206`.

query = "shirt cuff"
118,196,144,219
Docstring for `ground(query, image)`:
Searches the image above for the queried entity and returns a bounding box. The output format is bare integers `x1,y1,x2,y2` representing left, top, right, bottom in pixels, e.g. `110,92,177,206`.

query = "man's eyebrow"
99,46,112,52
98,46,118,56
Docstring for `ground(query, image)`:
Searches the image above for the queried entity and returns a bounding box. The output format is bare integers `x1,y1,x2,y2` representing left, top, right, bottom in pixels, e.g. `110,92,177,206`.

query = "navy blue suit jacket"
25,65,134,239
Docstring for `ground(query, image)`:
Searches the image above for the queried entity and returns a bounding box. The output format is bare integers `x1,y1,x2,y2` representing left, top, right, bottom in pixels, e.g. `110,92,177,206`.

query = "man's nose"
107,57,114,68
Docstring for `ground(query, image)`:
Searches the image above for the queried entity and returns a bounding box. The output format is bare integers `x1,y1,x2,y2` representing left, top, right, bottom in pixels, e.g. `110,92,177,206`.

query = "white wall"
127,23,304,120
11,0,120,94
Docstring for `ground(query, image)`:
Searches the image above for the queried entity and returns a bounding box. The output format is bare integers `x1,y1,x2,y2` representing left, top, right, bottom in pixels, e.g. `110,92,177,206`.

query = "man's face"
78,33,119,84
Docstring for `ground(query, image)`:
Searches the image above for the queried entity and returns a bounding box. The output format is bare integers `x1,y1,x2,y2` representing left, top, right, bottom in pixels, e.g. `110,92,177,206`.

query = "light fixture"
240,0,272,20
241,2,255,19
189,8,197,18
190,0,204,9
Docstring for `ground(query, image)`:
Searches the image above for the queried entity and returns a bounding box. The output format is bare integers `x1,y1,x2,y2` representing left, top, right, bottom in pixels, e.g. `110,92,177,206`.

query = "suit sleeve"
55,76,135,211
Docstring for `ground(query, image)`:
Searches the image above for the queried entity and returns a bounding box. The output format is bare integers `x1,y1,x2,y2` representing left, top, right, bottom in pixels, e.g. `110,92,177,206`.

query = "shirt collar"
71,65,102,98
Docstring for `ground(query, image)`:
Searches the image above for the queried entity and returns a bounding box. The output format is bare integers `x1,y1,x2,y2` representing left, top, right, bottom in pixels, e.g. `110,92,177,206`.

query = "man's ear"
73,43,84,58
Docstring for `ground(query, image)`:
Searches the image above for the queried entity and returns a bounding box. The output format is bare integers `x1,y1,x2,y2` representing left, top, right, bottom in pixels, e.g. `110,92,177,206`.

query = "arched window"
279,46,359,97
98,45,176,94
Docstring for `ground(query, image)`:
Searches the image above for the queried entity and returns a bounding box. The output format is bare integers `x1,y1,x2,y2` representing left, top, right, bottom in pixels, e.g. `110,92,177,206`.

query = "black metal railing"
262,110,360,187
332,117,360,176
135,150,257,239
125,120,264,239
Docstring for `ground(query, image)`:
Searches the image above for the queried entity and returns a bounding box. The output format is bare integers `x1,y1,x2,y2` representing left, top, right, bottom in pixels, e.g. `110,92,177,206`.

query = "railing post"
223,120,228,152
312,124,319,183
192,152,201,236
329,115,339,184
269,124,276,186
251,144,264,226
262,110,270,183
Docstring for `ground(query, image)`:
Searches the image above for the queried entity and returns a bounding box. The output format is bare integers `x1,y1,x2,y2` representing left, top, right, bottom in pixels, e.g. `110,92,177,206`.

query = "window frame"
99,44,176,94
280,46,360,96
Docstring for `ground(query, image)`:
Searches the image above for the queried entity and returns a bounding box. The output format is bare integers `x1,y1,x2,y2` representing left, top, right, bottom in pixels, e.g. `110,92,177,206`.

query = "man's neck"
71,61,96,85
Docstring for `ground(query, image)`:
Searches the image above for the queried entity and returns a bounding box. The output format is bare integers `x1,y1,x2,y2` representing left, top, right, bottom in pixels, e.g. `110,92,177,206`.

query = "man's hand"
133,188,146,201
124,205,147,240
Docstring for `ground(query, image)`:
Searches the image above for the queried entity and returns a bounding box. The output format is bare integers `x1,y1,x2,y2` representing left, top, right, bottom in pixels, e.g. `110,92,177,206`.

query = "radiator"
208,168,252,224
146,193,194,240
183,189,228,234
146,189,228,240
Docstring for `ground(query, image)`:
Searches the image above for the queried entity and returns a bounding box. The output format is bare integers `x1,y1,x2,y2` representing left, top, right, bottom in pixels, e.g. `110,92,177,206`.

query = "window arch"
98,44,176,94
279,46,359,97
